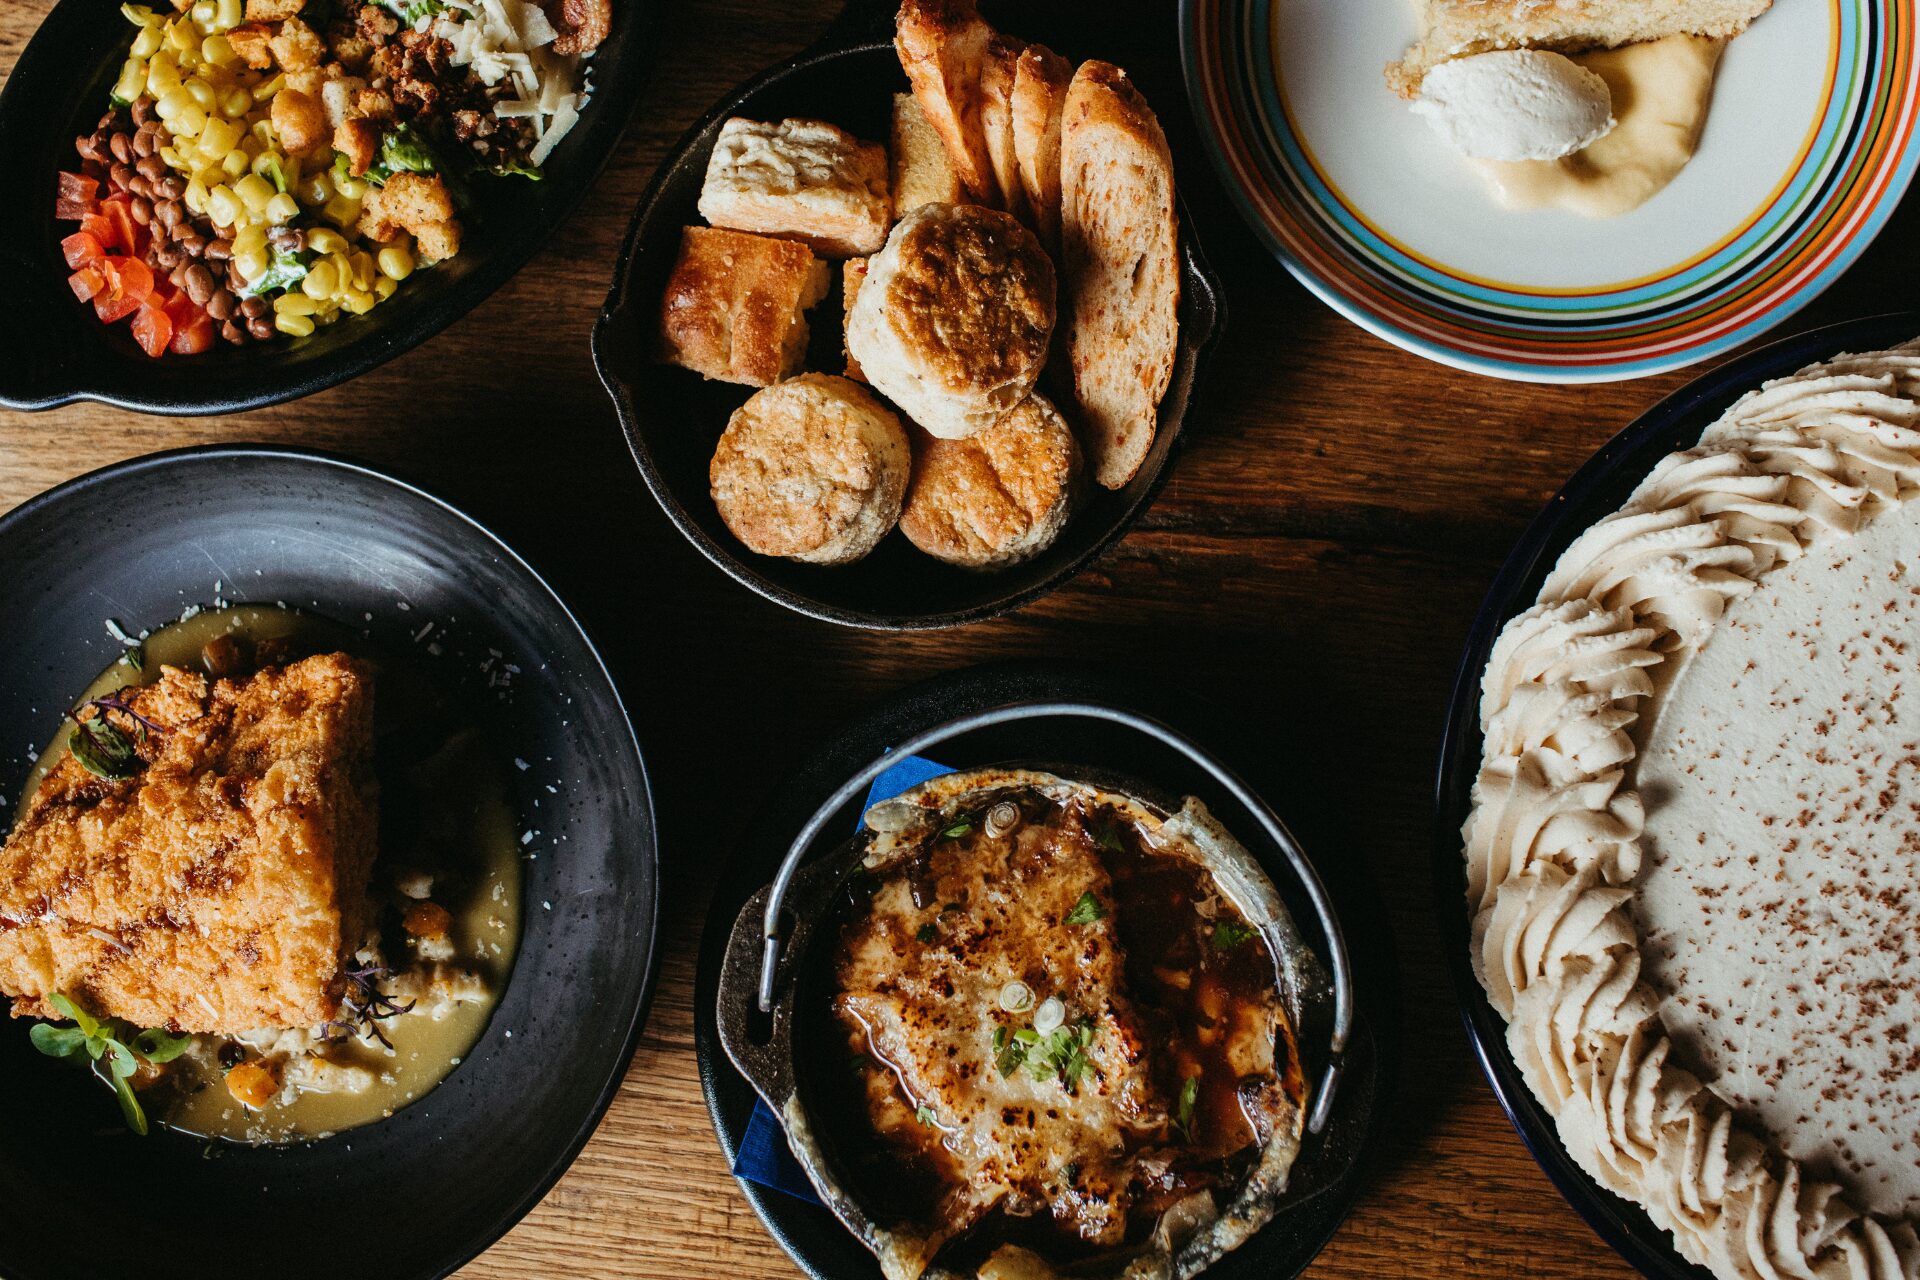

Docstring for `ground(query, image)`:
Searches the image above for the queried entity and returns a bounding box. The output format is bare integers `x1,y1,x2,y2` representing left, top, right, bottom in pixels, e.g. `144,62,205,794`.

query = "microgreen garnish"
1211,919,1257,951
915,1105,937,1128
65,696,164,781
1063,891,1107,926
915,923,938,945
120,644,145,673
319,964,415,1050
28,992,187,1135
1175,1074,1200,1140
940,820,973,839
1094,824,1125,853
995,1018,1098,1092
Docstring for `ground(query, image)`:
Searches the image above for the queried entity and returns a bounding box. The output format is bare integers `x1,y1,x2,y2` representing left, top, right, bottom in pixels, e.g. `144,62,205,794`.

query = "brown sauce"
814,785,1297,1271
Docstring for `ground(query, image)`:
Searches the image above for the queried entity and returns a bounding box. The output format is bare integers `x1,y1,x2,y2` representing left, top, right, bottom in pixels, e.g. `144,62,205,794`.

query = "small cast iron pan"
696,663,1395,1280
0,0,658,415
591,3,1227,630
1433,311,1920,1280
0,445,660,1280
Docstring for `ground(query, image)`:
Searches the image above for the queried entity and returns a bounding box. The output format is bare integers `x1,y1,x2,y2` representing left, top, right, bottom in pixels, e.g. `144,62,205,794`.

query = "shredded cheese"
432,0,589,163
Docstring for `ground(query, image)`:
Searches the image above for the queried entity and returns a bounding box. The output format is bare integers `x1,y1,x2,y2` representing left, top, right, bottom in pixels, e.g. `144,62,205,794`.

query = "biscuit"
709,374,910,566
844,203,1055,440
659,226,830,387
890,93,963,215
900,391,1081,570
841,257,869,383
697,117,892,258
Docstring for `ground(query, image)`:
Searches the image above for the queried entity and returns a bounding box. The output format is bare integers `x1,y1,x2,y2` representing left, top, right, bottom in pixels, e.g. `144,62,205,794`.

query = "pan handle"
757,699,1354,1136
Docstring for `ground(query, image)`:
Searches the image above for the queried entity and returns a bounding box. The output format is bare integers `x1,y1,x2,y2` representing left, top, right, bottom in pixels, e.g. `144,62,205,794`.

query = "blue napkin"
732,754,956,1205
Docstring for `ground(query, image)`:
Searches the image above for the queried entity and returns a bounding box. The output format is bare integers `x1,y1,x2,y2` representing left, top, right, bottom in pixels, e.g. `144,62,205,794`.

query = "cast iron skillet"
1432,311,1920,1280
0,0,658,415
0,445,660,1280
696,662,1396,1280
591,3,1227,630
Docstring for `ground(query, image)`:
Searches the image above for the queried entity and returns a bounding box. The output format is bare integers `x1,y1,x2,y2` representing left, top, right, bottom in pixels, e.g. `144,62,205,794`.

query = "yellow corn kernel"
112,59,147,104
301,260,339,299
252,74,283,103
265,192,299,224
274,293,317,316
205,183,241,228
376,245,415,282
202,35,236,65
220,86,252,117
158,145,183,168
198,115,240,157
166,19,196,52
234,172,274,214
146,50,179,93
233,224,268,255
155,87,190,121
234,248,270,283
174,104,207,137
189,0,215,30
346,251,373,291
185,76,215,110
339,289,377,316
297,170,332,206
374,275,398,300
183,177,210,214
334,176,367,200
215,0,241,29
307,227,347,256
131,23,162,57
274,313,315,338
220,148,249,179
120,2,159,25
322,193,361,227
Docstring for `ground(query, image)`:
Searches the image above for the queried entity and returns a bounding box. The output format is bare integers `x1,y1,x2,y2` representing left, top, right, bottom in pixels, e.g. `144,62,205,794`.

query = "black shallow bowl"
0,0,657,415
696,662,1397,1279
1432,311,1920,1280
591,21,1226,630
0,446,659,1280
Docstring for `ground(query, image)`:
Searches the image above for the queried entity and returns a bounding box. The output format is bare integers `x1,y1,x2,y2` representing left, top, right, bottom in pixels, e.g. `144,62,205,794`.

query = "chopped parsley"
940,819,973,839
1094,824,1125,853
29,993,190,1135
1175,1074,1200,1140
915,1104,937,1127
1211,919,1258,951
995,1018,1097,1093
1063,891,1106,926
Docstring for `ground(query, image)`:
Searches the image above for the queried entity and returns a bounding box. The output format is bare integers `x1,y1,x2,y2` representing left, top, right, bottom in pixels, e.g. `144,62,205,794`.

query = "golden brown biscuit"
900,391,1080,569
697,117,892,258
709,374,911,565
658,226,830,387
844,203,1055,440
841,257,869,383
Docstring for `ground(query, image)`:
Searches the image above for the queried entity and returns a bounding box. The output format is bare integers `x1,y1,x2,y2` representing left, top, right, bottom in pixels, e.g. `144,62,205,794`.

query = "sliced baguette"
978,34,1028,222
1010,41,1071,251
890,93,963,214
895,0,998,203
1060,60,1179,490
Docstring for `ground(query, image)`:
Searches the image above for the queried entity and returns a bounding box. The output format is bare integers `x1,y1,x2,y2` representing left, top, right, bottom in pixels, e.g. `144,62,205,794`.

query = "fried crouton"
0,656,378,1035
412,219,459,262
226,22,276,67
334,117,380,174
244,0,303,20
358,173,460,260
271,88,329,155
283,66,326,97
269,16,324,69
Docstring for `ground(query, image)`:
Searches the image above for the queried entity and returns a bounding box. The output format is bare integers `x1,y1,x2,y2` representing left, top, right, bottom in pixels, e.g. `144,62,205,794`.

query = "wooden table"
4,0,1914,1275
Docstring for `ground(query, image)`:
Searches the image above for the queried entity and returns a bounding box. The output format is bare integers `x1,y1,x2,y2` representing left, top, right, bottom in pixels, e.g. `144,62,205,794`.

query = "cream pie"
1465,341,1920,1279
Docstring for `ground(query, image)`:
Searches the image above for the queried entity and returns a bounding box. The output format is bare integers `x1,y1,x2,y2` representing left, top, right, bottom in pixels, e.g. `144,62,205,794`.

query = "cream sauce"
18,606,522,1144
1471,35,1723,218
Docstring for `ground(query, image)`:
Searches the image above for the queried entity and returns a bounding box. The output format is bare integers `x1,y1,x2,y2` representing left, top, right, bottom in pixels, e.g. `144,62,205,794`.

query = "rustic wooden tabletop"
4,0,1914,1275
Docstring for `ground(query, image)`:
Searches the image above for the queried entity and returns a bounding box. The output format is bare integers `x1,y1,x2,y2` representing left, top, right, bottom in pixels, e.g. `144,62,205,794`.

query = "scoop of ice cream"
1411,49,1616,162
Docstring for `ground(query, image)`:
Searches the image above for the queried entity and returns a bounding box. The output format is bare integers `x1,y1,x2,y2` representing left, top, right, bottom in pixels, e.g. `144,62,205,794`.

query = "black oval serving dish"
0,0,658,415
591,13,1226,631
1432,311,1920,1280
696,662,1396,1280
0,445,660,1280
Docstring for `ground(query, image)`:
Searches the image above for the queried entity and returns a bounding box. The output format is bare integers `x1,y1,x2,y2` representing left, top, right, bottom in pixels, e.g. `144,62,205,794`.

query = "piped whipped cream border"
1464,341,1920,1280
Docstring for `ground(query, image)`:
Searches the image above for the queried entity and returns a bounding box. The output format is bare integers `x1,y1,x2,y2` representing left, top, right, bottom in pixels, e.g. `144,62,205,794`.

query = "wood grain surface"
4,0,1915,1276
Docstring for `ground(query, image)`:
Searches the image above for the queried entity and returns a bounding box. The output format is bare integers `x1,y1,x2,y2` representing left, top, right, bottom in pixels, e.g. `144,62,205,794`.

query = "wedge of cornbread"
0,653,377,1034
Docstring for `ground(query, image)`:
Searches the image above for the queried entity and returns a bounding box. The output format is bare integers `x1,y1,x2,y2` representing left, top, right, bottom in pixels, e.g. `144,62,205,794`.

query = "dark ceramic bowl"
1432,312,1920,1280
0,446,660,1280
0,0,657,415
697,663,1396,1280
591,16,1226,630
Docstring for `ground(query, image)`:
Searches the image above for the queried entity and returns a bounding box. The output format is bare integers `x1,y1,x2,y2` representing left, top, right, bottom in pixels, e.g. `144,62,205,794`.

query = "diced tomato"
61,231,105,270
169,311,213,355
99,197,142,259
68,266,105,303
160,288,196,327
131,304,173,358
79,212,118,252
92,255,154,323
55,172,98,221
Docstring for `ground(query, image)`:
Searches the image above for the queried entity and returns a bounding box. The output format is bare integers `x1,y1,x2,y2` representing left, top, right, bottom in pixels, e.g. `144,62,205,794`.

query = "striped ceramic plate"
1180,0,1920,383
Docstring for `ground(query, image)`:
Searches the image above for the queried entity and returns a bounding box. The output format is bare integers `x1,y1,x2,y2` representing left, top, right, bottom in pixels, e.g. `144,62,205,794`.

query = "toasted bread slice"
890,93,964,215
1011,42,1071,250
841,256,869,383
1061,60,1179,490
895,0,999,203
979,34,1028,222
